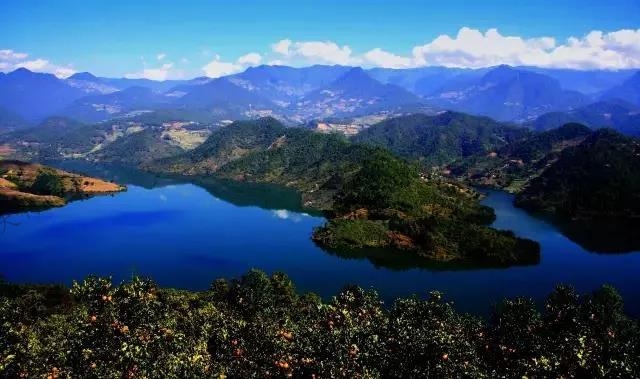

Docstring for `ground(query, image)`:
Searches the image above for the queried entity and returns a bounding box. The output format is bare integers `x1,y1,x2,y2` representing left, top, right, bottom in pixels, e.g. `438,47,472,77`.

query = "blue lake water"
1,165,639,317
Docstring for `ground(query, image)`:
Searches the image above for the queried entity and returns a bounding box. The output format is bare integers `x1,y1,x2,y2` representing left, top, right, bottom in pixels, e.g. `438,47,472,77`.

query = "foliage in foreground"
1,271,638,378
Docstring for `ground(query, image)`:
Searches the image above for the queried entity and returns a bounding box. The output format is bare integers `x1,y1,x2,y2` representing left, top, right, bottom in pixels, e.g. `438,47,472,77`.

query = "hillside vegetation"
352,112,529,166
515,129,640,219
449,123,592,192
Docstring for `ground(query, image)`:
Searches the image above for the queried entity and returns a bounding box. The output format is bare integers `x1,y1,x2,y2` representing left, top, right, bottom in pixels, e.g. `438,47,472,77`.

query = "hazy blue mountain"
294,67,424,118
0,106,30,131
428,65,589,122
173,77,280,119
0,68,86,121
367,66,487,96
65,72,120,95
3,65,640,125
600,71,640,106
523,67,636,94
67,72,189,93
529,100,640,136
60,86,167,123
227,64,353,103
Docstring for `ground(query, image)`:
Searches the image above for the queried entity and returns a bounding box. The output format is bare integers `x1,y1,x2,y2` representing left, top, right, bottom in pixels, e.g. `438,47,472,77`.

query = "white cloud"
202,55,242,78
363,48,414,69
237,52,262,66
410,27,640,69
271,39,292,55
201,52,264,78
0,49,76,78
54,66,77,78
271,39,358,65
20,58,49,71
126,62,176,80
264,28,640,70
0,49,28,61
157,53,166,61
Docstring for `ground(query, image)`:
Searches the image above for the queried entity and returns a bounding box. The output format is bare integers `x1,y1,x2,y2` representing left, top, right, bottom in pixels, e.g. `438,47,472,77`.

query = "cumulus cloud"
0,49,28,61
237,52,262,66
265,28,640,70
0,49,76,78
363,48,414,69
157,53,166,60
271,39,292,56
201,52,263,78
409,27,640,69
271,39,358,65
126,62,176,80
202,55,242,78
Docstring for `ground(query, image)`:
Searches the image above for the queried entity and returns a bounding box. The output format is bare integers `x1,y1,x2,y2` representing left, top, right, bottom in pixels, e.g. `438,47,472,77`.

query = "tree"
30,169,64,197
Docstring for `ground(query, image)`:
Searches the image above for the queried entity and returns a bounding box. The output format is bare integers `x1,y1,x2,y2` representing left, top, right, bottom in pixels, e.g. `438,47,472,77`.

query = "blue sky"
1,0,639,79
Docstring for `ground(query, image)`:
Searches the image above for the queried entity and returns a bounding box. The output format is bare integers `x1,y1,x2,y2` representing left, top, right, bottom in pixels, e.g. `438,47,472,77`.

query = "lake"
1,163,639,317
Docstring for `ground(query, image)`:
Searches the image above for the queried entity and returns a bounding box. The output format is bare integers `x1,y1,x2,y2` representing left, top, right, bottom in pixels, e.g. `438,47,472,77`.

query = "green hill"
352,112,530,166
449,123,592,192
515,129,640,219
89,128,184,165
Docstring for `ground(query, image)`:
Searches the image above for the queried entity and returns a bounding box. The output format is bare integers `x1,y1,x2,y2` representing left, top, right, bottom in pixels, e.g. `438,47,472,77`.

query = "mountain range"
0,65,638,134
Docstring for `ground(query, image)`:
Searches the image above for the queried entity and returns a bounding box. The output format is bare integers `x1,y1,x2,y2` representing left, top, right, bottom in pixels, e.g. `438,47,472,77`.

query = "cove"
1,163,639,317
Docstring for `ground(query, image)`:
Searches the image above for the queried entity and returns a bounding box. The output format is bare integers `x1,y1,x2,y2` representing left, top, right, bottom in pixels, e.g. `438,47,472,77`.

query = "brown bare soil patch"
0,144,15,156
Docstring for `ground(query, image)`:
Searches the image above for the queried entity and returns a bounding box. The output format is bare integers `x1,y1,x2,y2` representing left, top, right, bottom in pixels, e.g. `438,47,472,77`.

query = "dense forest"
1,271,638,378
516,129,640,219
449,123,593,192
352,112,529,166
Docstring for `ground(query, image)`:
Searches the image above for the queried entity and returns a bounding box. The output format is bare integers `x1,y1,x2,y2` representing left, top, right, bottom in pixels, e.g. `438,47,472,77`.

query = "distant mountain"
171,77,280,119
352,111,529,166
67,72,188,93
529,100,640,136
60,86,167,123
228,64,353,104
428,65,589,122
66,72,120,95
367,66,487,96
600,71,640,106
294,68,424,118
515,129,640,221
0,106,30,131
524,67,636,94
3,65,640,125
0,68,86,121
